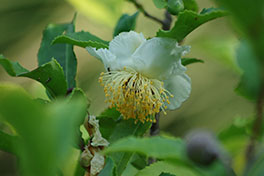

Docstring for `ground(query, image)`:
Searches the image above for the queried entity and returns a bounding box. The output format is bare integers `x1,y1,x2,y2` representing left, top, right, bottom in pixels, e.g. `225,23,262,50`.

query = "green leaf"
113,12,139,37
68,88,89,107
52,31,109,49
160,172,176,176
0,55,67,98
235,41,261,100
182,0,199,12
0,84,87,176
153,0,168,9
0,55,28,76
108,120,151,143
99,117,117,141
105,136,233,176
97,108,121,140
182,58,204,66
136,161,198,176
108,120,151,176
246,153,264,176
130,154,147,170
157,8,227,41
34,98,50,104
38,18,77,89
99,157,116,176
104,136,186,161
167,0,184,15
68,88,89,149
98,108,121,120
97,108,150,176
122,162,139,176
0,130,17,154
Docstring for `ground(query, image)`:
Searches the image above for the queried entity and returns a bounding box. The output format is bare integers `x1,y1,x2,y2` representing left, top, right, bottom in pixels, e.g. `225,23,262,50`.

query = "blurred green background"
0,0,253,175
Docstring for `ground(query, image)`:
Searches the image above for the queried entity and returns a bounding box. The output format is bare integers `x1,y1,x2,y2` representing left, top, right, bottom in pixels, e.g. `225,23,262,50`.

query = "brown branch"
150,113,160,136
129,0,165,26
245,85,264,165
148,113,160,165
162,10,172,30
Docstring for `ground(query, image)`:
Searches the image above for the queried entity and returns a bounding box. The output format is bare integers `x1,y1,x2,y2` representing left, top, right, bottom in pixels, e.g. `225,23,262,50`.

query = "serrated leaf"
0,84,87,176
105,135,233,176
34,98,50,104
0,55,67,98
108,120,151,176
182,58,204,66
97,108,150,176
52,31,109,49
113,12,139,37
157,8,227,41
136,161,198,176
38,19,77,89
0,130,17,154
153,0,167,9
159,172,176,176
68,88,89,107
104,136,186,161
182,0,199,12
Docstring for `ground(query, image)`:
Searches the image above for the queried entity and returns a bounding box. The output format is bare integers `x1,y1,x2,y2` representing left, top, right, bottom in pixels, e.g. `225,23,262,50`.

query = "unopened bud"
167,0,184,15
185,130,220,165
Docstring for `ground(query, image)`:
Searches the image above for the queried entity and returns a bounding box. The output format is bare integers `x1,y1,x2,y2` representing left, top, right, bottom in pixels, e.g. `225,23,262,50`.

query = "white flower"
87,31,191,123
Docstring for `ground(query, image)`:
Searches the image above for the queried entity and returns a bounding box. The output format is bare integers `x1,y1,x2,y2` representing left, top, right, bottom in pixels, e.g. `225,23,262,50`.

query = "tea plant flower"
87,31,191,123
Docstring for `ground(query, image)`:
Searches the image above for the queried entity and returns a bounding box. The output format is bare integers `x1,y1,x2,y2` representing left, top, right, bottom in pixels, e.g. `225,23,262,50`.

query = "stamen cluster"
99,67,174,123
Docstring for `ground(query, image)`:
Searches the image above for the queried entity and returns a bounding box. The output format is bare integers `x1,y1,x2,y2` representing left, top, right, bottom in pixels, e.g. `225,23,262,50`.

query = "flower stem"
150,113,160,136
245,86,264,167
148,113,160,165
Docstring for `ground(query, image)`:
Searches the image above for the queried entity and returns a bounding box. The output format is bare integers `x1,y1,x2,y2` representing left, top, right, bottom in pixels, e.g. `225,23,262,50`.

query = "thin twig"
245,85,264,166
150,113,160,136
148,113,160,165
129,0,165,26
162,10,172,30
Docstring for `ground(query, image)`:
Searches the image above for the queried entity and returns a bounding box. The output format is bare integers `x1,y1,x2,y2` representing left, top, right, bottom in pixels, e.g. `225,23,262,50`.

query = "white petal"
86,47,116,70
164,73,191,110
109,31,146,59
132,37,190,80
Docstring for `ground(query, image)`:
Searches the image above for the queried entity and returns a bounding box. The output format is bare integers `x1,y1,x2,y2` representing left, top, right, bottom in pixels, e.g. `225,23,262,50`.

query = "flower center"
98,67,174,123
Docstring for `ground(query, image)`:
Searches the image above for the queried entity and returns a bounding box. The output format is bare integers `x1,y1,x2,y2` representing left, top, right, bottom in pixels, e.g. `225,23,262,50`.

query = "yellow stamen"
98,67,173,123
